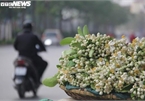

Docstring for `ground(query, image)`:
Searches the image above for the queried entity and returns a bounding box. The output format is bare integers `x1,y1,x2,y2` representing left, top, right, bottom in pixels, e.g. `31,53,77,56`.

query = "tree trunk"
59,10,62,33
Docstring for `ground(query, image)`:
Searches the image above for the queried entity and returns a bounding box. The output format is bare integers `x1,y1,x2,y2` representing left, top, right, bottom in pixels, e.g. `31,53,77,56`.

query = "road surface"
0,45,71,101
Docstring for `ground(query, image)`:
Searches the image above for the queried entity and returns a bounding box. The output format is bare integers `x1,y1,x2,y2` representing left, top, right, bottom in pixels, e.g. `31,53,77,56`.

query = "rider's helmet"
23,20,33,30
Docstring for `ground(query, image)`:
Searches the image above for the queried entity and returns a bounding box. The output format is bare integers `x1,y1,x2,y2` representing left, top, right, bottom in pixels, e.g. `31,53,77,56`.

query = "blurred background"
1,0,145,44
0,0,145,101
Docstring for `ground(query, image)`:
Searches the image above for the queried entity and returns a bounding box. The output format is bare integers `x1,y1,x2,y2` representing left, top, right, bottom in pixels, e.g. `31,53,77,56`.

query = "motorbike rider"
13,21,48,84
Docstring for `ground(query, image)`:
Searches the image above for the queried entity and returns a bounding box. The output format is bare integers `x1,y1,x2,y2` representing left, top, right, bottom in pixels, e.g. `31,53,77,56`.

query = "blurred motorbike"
13,56,39,98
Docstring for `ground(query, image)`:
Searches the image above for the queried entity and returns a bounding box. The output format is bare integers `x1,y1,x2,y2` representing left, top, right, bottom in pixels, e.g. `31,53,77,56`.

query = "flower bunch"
57,31,145,100
42,25,145,100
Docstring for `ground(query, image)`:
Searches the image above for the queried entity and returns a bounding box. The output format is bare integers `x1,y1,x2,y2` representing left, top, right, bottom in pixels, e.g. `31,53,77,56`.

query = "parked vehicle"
13,56,39,98
41,29,63,46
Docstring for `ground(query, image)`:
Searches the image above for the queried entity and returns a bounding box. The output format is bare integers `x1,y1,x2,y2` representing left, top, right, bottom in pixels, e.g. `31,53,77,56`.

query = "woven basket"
60,85,131,100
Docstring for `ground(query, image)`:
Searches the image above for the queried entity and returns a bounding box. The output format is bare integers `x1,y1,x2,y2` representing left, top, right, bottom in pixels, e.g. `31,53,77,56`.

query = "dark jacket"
14,30,46,57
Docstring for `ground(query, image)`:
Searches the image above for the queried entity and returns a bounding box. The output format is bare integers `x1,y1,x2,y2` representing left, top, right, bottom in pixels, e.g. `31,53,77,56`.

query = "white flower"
133,91,136,95
99,91,103,95
137,91,140,96
141,95,144,99
130,88,134,92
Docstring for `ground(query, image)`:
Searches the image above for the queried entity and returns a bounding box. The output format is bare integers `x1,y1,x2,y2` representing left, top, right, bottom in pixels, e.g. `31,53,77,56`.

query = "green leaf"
66,61,75,67
82,72,89,77
118,84,133,92
68,54,78,60
89,49,94,57
144,81,145,85
71,42,81,47
71,50,77,54
63,49,72,55
131,93,135,98
77,26,83,36
62,49,76,56
91,83,95,90
60,37,75,46
83,25,89,36
42,72,59,87
71,42,85,49
57,65,61,68
39,99,53,101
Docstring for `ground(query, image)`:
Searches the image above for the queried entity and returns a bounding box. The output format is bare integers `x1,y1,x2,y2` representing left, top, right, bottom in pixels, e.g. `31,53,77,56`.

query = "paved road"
0,45,70,101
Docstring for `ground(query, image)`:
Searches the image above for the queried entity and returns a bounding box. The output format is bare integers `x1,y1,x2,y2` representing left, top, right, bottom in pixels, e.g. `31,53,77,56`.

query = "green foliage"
83,25,89,35
85,1,130,25
78,25,89,36
89,49,94,57
60,37,75,46
60,25,90,46
12,29,21,37
62,31,77,37
0,1,131,42
66,61,75,67
27,1,130,26
42,72,59,87
0,39,15,45
39,99,53,101
62,49,77,56
77,26,83,36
